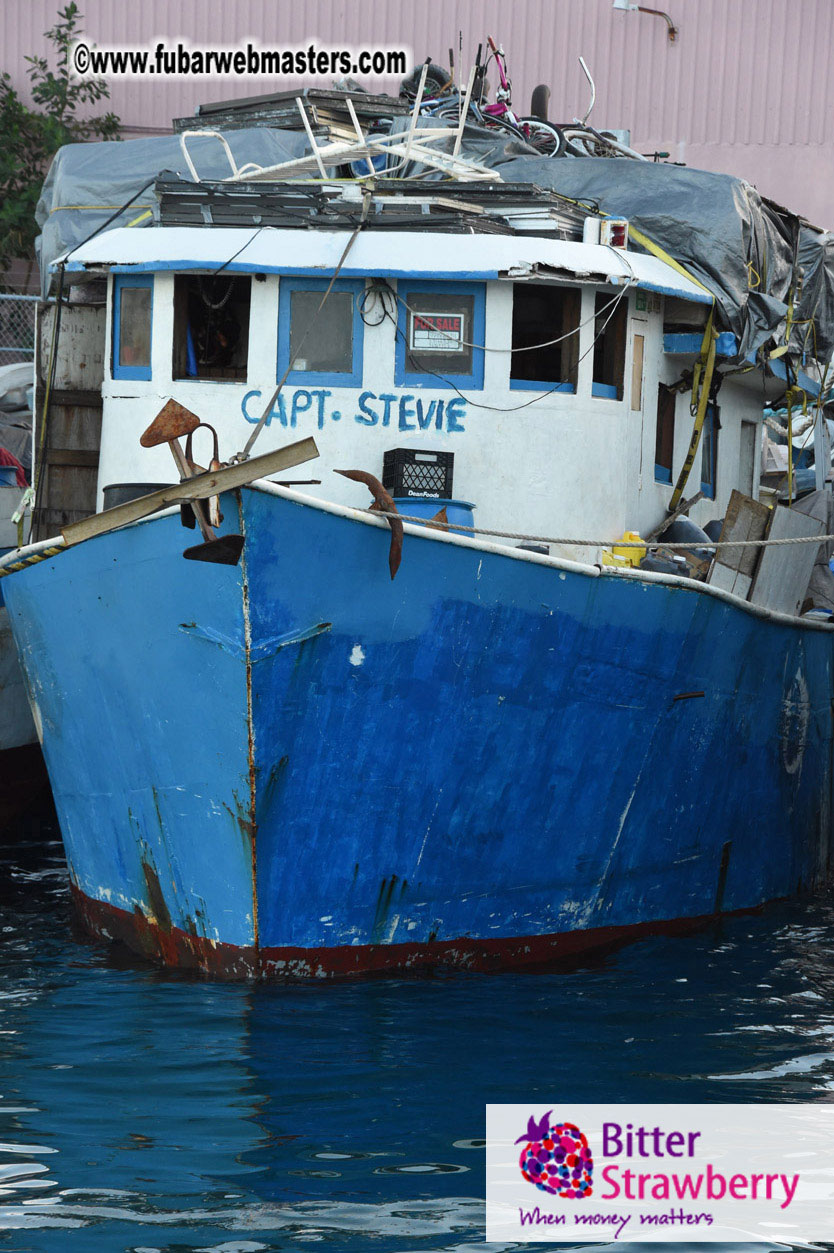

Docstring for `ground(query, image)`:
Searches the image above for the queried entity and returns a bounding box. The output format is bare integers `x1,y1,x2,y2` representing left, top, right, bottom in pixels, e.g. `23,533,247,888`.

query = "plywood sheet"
748,504,825,616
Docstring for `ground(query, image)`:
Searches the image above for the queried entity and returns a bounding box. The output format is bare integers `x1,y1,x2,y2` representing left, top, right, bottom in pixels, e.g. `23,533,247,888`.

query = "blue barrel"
393,498,475,532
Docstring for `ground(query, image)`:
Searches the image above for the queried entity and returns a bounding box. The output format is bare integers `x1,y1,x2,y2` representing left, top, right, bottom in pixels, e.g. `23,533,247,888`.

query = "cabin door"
739,420,758,499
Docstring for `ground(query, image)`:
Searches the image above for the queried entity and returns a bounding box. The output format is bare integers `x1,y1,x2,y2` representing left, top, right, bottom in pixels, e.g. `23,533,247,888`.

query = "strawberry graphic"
517,1116,593,1199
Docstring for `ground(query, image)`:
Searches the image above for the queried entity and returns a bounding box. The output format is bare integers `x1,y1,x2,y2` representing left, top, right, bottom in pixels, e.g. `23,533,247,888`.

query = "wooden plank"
50,388,102,408
45,449,99,468
43,464,98,514
37,304,105,391
708,489,771,596
34,303,106,541
47,404,102,450
36,507,93,531
645,490,704,542
748,504,825,616
62,437,319,546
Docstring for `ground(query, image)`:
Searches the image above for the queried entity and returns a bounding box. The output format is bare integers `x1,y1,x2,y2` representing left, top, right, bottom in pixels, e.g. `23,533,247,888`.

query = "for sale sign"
410,312,465,353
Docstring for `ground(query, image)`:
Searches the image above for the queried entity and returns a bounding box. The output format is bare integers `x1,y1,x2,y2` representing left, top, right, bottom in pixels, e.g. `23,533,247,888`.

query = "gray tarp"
495,156,813,362
35,117,834,376
794,224,834,364
35,127,310,297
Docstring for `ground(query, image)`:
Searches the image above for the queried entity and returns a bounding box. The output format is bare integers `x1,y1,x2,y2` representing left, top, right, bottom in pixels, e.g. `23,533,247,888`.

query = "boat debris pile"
34,53,834,386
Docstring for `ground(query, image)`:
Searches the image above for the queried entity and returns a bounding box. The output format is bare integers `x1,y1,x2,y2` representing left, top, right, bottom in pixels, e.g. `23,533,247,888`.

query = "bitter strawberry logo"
516,1112,594,1198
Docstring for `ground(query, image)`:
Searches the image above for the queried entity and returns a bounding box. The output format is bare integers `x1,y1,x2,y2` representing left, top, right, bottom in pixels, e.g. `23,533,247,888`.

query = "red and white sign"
410,312,465,353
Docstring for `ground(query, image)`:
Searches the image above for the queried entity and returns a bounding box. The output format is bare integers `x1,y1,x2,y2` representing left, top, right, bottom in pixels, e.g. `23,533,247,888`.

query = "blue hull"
4,486,833,976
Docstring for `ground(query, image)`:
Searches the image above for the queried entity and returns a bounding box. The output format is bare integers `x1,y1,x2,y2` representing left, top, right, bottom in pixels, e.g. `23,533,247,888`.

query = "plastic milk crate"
382,448,454,499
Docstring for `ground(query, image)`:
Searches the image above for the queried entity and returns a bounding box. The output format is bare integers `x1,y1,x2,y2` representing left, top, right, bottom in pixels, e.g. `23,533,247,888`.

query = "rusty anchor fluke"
140,400,244,565
335,469,403,579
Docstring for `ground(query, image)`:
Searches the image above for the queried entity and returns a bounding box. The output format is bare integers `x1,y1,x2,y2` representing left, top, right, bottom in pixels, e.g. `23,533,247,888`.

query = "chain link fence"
0,295,38,368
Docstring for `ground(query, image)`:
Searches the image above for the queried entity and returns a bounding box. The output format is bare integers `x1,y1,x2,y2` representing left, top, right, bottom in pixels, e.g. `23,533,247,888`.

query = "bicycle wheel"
480,112,529,144
519,117,566,157
400,63,454,101
559,126,622,158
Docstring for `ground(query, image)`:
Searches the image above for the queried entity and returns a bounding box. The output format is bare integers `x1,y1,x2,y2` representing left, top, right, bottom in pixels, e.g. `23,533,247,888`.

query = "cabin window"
277,277,364,386
172,274,250,382
592,291,627,400
112,274,153,380
510,284,580,391
395,280,485,389
655,383,676,484
701,403,719,499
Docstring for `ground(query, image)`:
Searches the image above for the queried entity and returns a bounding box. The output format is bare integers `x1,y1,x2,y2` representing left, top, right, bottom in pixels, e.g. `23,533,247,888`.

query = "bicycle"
477,36,566,156
400,41,565,157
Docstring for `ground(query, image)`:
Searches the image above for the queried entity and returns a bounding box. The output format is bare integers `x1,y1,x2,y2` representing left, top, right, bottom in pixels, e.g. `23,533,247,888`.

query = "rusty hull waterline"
68,881,766,981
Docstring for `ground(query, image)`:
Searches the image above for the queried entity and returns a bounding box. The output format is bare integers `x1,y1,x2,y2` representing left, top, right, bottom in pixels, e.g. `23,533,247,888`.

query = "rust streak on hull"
237,489,259,955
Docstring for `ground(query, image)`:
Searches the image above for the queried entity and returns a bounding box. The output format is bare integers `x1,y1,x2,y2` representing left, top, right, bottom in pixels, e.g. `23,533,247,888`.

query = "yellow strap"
668,311,718,512
626,224,713,296
46,203,154,214
125,209,153,228
784,386,809,508
537,193,713,300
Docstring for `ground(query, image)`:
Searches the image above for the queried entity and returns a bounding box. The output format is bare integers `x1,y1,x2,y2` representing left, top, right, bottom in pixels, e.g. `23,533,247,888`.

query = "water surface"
1,823,833,1251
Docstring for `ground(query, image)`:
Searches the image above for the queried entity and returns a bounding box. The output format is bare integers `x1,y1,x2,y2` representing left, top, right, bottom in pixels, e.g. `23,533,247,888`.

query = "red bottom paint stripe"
69,884,764,981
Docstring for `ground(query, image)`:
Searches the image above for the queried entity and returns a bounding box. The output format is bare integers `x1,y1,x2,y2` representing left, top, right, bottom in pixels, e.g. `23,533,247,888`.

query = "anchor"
335,469,403,579
140,400,244,565
181,422,225,530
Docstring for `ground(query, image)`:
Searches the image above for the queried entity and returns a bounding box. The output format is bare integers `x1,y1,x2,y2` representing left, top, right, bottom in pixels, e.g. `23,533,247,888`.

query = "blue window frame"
112,273,153,381
700,402,719,499
277,277,364,387
395,280,485,389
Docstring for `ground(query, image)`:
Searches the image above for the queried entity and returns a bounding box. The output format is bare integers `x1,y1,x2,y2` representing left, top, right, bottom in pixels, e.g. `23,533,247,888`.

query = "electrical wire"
364,278,630,355
62,177,158,264
372,276,635,414
210,226,265,277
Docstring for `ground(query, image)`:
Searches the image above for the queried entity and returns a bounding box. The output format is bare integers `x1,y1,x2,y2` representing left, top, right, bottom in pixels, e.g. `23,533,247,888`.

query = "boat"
3,67,834,976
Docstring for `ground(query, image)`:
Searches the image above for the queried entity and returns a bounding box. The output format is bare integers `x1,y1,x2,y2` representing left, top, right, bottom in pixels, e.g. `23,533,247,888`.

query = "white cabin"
57,212,803,560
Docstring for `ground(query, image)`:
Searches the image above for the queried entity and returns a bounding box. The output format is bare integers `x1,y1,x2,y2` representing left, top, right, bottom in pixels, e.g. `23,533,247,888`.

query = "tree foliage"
0,3,120,275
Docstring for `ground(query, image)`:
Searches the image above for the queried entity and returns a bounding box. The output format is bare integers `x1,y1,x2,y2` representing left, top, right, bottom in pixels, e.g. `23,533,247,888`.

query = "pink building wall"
3,0,833,226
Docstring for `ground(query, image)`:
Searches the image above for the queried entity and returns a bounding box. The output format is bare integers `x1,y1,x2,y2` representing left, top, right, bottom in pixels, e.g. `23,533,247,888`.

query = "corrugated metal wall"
3,0,833,224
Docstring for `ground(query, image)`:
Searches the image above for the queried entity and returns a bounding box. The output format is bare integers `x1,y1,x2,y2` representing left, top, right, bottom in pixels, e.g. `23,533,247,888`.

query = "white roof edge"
59,225,712,304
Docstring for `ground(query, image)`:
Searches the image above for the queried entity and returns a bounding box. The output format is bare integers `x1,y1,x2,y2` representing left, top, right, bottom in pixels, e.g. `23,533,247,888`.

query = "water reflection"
0,826,833,1250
